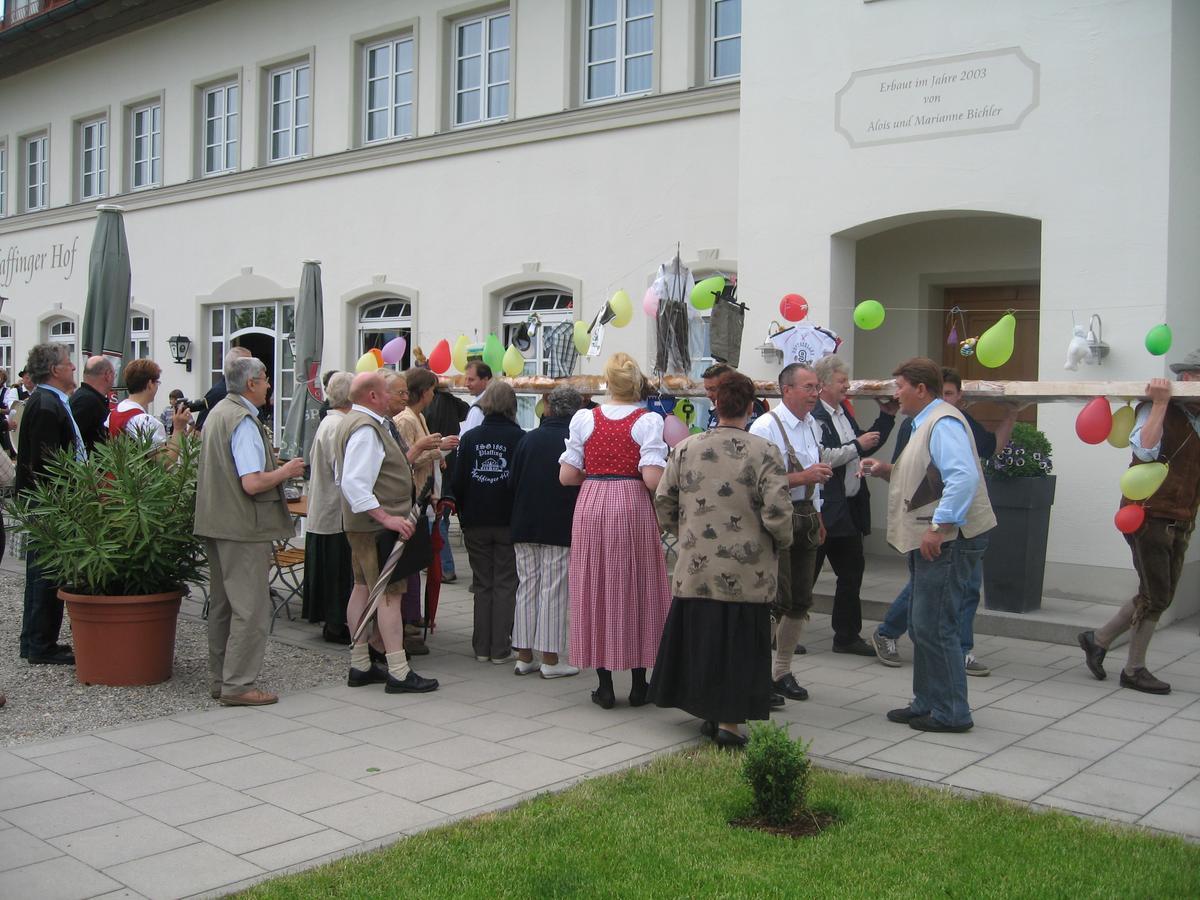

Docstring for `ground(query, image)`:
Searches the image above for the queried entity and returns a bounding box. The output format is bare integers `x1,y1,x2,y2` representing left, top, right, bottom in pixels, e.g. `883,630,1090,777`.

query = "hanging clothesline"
827,304,1164,314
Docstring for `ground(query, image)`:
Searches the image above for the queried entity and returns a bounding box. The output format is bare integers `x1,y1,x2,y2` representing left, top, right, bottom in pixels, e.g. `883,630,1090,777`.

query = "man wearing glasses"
749,363,834,703
16,343,85,665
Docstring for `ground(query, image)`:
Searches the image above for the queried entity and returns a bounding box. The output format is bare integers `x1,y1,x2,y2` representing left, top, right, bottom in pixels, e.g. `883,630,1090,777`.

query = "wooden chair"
269,539,305,632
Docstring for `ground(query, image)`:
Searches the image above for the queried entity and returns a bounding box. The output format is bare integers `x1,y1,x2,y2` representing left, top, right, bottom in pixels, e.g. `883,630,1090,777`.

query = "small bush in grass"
741,721,811,826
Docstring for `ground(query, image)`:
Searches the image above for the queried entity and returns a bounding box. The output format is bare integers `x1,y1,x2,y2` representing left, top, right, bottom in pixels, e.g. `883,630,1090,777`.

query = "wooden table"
286,496,308,518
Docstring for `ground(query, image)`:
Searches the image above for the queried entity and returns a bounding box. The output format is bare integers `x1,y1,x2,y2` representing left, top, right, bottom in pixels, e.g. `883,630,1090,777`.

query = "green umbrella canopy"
81,205,132,385
280,260,325,460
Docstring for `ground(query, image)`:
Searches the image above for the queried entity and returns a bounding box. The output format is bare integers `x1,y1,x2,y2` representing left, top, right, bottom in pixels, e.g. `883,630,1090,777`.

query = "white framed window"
453,10,510,126
357,298,413,370
130,313,151,360
268,61,311,163
46,317,77,368
0,320,13,372
500,289,574,377
364,36,415,143
130,102,162,189
0,144,7,217
23,132,48,211
709,0,740,81
585,0,653,102
202,81,239,176
79,117,107,201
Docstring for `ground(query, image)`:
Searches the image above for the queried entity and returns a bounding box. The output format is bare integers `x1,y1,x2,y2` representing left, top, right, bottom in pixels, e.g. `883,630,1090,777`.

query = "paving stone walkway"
2,579,1198,899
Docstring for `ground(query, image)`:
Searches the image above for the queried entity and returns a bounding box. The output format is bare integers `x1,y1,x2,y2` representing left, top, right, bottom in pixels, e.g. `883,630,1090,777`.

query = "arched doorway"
207,301,294,445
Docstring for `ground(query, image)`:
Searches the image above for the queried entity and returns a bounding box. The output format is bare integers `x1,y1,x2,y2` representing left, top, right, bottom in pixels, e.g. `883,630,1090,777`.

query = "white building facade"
1,0,1196,616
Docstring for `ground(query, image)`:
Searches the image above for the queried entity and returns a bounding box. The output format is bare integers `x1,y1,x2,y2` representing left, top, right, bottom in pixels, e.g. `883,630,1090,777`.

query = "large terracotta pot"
58,589,183,686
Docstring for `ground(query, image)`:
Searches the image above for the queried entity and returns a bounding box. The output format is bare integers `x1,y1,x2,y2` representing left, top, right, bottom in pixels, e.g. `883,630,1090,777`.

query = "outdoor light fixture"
167,334,193,372
1085,314,1109,365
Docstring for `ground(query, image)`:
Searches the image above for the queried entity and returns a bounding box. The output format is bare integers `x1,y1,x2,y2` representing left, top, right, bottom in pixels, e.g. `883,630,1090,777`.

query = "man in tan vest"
337,371,438,694
861,358,996,733
195,353,304,706
1078,355,1200,694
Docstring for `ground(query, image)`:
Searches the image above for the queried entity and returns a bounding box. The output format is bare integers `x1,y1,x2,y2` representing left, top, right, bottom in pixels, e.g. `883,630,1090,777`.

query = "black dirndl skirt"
647,596,772,725
301,531,354,637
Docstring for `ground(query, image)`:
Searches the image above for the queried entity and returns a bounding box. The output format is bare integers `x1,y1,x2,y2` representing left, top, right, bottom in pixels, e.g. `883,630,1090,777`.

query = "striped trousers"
514,543,571,657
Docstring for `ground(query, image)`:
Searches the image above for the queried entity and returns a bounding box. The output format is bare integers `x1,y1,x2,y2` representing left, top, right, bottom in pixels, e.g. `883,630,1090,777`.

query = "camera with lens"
176,397,209,414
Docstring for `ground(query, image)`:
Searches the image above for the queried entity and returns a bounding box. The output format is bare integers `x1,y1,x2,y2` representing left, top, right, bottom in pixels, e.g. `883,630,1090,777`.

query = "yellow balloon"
502,343,526,378
976,313,1016,368
1120,462,1168,501
535,399,545,418
1107,404,1136,449
573,321,591,356
452,335,470,373
355,352,379,372
610,290,633,328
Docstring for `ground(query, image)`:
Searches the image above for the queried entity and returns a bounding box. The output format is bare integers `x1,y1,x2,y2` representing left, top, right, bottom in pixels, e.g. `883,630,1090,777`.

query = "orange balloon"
1075,396,1112,445
370,348,385,366
427,339,451,375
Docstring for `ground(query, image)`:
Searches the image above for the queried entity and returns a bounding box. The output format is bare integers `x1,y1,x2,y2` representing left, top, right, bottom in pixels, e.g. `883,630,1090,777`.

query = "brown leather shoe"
1077,630,1107,681
1119,667,1170,695
219,688,279,706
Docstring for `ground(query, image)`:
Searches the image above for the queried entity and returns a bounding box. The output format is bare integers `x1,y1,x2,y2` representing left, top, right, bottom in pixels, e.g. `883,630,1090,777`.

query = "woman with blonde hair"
560,352,671,708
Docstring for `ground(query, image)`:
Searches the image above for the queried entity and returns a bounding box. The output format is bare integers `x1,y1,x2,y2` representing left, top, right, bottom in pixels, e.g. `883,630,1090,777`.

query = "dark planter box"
982,475,1056,613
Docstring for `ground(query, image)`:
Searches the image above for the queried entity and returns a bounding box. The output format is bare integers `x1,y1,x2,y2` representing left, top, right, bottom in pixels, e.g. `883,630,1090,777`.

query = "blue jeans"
908,534,989,727
877,543,987,654
438,508,455,577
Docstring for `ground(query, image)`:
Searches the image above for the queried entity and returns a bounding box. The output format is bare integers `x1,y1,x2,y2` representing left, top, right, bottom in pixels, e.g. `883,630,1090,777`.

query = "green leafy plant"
986,421,1054,479
13,431,206,595
740,721,812,826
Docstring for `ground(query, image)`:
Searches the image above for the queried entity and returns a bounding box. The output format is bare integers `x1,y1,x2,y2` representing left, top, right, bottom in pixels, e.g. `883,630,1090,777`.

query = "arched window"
0,320,13,372
130,313,151,360
500,288,574,377
357,297,412,369
46,317,77,367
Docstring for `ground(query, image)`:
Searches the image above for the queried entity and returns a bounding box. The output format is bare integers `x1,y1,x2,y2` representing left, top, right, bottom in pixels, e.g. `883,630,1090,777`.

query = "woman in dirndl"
559,352,671,709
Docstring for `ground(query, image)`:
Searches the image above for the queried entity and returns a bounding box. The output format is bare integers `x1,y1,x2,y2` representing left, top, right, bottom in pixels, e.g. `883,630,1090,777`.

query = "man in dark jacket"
17,343,85,665
423,383,471,583
810,356,896,656
509,386,583,677
194,347,252,431
70,354,115,454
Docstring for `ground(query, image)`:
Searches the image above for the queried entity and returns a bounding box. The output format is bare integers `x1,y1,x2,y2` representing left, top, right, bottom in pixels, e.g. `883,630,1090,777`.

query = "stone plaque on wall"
835,48,1039,148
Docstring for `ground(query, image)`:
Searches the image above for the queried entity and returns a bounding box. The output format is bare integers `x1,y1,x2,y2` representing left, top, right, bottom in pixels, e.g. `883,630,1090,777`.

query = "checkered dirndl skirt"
568,477,672,671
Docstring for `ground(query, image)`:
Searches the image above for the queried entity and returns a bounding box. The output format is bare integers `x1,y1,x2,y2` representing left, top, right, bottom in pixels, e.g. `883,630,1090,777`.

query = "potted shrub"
982,422,1056,613
13,432,206,685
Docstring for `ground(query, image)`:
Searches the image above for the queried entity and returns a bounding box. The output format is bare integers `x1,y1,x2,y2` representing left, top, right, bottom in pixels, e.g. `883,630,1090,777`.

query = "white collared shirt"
337,403,388,514
749,404,824,509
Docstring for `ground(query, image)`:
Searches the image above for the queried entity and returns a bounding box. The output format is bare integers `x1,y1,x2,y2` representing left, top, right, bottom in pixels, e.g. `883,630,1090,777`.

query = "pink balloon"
643,287,660,317
662,414,689,448
381,336,407,365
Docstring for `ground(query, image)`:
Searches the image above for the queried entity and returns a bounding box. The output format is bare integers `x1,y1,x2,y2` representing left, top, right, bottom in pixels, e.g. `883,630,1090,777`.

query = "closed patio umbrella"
281,259,325,461
80,205,131,384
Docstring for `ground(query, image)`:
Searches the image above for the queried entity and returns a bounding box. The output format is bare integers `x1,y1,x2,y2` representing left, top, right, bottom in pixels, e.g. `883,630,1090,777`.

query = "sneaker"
491,652,515,665
475,655,491,663
540,662,581,679
909,714,972,733
441,573,457,584
871,631,902,667
514,659,540,676
832,638,877,657
964,654,990,677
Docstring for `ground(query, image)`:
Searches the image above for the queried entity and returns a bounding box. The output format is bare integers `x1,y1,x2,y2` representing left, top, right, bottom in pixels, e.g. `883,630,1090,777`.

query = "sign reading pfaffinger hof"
836,48,1038,148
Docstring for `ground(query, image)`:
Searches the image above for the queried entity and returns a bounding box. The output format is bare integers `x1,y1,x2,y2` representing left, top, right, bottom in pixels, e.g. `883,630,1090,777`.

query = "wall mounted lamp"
167,335,193,373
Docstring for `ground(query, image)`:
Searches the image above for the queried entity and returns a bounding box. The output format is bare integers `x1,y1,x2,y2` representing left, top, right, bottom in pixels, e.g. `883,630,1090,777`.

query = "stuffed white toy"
1064,325,1091,370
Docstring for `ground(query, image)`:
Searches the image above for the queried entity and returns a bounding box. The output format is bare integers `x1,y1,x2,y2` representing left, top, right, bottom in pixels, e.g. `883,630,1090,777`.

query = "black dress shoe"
591,686,616,709
833,638,878,657
700,720,717,738
369,645,387,665
886,706,923,724
713,728,748,750
1120,667,1171,695
909,714,972,733
1077,630,1107,681
347,663,389,688
795,644,807,655
628,685,649,707
385,671,439,693
772,673,809,701
769,692,785,709
28,648,75,665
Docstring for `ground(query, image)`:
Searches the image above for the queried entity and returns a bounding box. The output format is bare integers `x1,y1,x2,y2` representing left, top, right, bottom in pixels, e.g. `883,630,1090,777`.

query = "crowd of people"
7,339,1198,742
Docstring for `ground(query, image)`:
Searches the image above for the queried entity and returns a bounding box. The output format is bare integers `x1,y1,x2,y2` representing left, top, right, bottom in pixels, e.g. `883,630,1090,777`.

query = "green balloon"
976,313,1016,368
483,333,504,373
853,299,885,330
1144,323,1172,356
690,276,724,310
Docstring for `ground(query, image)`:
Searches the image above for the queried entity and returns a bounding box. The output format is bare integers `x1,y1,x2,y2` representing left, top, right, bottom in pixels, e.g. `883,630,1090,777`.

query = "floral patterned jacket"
654,428,794,603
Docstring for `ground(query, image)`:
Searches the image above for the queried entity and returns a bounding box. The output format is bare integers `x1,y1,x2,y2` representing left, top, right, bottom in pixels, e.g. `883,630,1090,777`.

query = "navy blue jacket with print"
451,412,524,529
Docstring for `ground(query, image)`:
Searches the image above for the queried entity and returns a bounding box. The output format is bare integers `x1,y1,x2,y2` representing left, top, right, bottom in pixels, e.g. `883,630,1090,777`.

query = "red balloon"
1114,504,1145,534
1075,396,1112,445
780,294,809,322
427,339,451,375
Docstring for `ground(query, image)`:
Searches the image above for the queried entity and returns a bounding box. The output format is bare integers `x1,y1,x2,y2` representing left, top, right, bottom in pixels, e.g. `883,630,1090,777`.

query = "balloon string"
836,304,1165,314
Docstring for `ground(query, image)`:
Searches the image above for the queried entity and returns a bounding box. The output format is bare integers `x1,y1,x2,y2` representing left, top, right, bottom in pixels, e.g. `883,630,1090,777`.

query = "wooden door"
942,285,1039,428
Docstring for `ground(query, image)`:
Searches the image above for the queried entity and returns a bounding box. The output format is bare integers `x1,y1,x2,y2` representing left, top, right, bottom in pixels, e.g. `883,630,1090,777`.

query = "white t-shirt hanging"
770,326,839,366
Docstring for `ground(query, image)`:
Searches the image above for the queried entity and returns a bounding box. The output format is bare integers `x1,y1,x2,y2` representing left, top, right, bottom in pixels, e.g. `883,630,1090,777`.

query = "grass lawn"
241,749,1200,899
